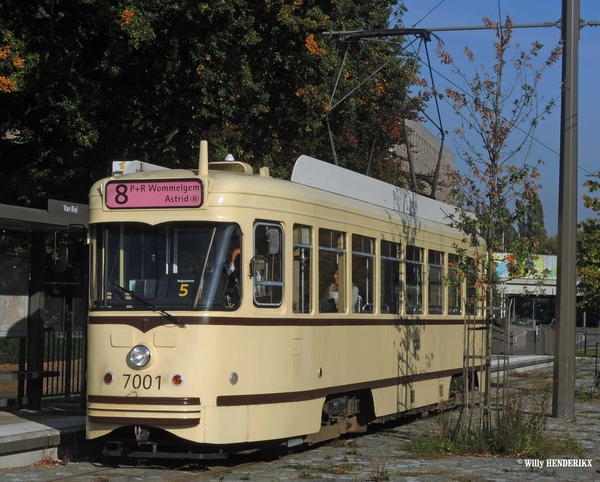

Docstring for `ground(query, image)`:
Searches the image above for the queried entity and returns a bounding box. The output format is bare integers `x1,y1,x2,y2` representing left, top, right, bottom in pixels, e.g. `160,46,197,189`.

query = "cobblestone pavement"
1,358,600,481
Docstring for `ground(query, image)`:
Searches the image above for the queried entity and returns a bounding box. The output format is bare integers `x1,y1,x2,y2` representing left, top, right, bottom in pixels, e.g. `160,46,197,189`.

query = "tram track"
63,414,434,481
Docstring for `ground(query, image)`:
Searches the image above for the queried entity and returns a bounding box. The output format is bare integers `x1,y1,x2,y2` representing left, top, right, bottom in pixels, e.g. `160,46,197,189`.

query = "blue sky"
400,0,600,236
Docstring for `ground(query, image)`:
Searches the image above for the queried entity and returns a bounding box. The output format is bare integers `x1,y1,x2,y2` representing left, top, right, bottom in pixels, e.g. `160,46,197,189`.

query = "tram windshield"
91,222,242,312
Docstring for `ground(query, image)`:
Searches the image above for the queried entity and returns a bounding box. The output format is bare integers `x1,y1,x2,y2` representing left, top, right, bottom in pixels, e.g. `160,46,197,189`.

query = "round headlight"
129,345,151,368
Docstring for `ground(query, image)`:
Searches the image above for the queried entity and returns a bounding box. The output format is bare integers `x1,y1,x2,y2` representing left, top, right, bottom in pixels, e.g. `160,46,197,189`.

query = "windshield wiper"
109,281,185,327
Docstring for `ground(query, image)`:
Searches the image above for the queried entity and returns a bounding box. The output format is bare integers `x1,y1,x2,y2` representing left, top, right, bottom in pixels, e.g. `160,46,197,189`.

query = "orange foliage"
0,76,18,93
0,45,10,60
305,34,326,56
371,81,385,95
120,9,135,26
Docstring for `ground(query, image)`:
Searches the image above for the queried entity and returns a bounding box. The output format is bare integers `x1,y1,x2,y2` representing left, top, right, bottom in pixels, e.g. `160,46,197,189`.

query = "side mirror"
266,228,280,255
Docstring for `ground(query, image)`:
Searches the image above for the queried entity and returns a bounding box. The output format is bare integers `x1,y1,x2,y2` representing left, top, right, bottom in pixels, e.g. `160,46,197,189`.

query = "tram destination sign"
105,179,203,209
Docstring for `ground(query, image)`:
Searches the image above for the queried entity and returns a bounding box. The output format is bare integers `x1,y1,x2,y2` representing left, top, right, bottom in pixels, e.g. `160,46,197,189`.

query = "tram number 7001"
123,374,162,390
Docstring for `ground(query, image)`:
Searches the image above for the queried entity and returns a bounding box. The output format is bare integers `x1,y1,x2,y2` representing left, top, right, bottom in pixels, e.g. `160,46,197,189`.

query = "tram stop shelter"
0,200,88,410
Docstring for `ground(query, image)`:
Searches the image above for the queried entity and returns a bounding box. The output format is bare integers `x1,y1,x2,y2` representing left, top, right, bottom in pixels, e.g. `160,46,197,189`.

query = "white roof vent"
112,160,169,176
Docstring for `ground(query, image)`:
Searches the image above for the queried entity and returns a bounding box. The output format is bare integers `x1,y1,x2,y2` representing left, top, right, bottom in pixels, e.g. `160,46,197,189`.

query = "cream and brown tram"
86,141,486,459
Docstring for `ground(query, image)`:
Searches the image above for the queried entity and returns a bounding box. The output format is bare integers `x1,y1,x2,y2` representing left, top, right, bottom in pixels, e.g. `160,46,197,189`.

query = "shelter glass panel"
0,255,29,338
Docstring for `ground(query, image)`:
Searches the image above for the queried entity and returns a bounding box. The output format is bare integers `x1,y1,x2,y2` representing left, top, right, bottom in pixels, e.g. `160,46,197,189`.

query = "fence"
42,281,85,400
43,330,83,399
491,324,514,355
528,325,599,356
575,328,600,356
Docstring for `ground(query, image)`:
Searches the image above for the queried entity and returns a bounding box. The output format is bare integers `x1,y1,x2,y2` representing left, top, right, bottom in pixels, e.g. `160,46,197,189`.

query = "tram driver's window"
293,225,312,313
405,245,423,314
253,222,284,307
318,228,346,313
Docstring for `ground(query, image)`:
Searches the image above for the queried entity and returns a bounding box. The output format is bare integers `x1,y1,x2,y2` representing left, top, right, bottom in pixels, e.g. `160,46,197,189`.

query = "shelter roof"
0,200,88,233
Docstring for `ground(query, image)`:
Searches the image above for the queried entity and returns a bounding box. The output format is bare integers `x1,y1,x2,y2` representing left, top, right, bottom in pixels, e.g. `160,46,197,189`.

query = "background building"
392,120,455,203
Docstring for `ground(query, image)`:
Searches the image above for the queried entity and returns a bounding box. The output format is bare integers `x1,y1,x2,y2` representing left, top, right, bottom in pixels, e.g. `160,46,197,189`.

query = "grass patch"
409,385,586,460
410,421,583,460
575,388,599,401
289,462,356,477
284,463,310,470
298,470,321,479
397,469,452,477
576,349,600,357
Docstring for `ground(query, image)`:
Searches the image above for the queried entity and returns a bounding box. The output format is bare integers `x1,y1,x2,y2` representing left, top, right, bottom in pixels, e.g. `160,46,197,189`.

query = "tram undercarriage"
100,381,467,461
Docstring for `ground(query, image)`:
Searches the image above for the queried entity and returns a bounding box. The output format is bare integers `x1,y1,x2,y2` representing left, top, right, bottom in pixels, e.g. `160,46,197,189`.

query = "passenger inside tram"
320,270,338,313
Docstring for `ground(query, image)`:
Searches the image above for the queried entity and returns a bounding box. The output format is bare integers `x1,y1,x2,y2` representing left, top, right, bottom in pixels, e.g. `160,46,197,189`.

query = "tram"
86,141,486,458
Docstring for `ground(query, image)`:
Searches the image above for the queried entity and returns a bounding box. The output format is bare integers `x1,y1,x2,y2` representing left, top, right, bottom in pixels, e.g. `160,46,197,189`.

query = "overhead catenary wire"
324,18,598,181
324,28,446,197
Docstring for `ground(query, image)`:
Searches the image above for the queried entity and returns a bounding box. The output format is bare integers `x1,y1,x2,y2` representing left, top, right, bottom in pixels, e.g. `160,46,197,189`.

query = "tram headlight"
128,345,151,368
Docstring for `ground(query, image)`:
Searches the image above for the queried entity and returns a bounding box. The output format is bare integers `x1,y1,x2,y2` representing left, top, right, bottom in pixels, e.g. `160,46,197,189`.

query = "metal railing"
43,330,83,399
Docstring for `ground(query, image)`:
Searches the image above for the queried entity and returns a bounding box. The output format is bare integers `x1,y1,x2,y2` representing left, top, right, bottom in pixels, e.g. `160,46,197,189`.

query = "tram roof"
290,155,455,226
92,155,460,235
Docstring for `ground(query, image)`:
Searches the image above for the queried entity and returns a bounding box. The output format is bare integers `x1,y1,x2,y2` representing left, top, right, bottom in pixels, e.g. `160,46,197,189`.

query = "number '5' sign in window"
162,275,198,299
179,283,190,297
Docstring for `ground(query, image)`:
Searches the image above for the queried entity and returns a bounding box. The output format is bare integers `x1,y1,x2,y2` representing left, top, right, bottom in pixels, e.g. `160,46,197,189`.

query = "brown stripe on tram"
88,395,201,405
216,366,486,407
88,315,484,330
88,416,200,426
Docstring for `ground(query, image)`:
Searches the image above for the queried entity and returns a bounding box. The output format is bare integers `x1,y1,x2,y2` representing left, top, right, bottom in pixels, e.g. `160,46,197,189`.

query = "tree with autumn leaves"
435,15,561,438
438,16,561,309
577,176,600,316
0,0,415,210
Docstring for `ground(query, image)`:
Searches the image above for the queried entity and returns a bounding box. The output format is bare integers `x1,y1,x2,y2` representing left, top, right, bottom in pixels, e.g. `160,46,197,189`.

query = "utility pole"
553,0,579,419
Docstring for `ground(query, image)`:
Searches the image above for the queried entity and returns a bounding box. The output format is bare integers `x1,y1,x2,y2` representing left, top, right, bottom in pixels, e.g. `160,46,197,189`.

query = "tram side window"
428,250,444,315
352,234,375,313
448,254,462,315
466,257,478,315
405,245,423,314
253,222,284,307
319,228,346,313
293,225,312,313
381,240,401,315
